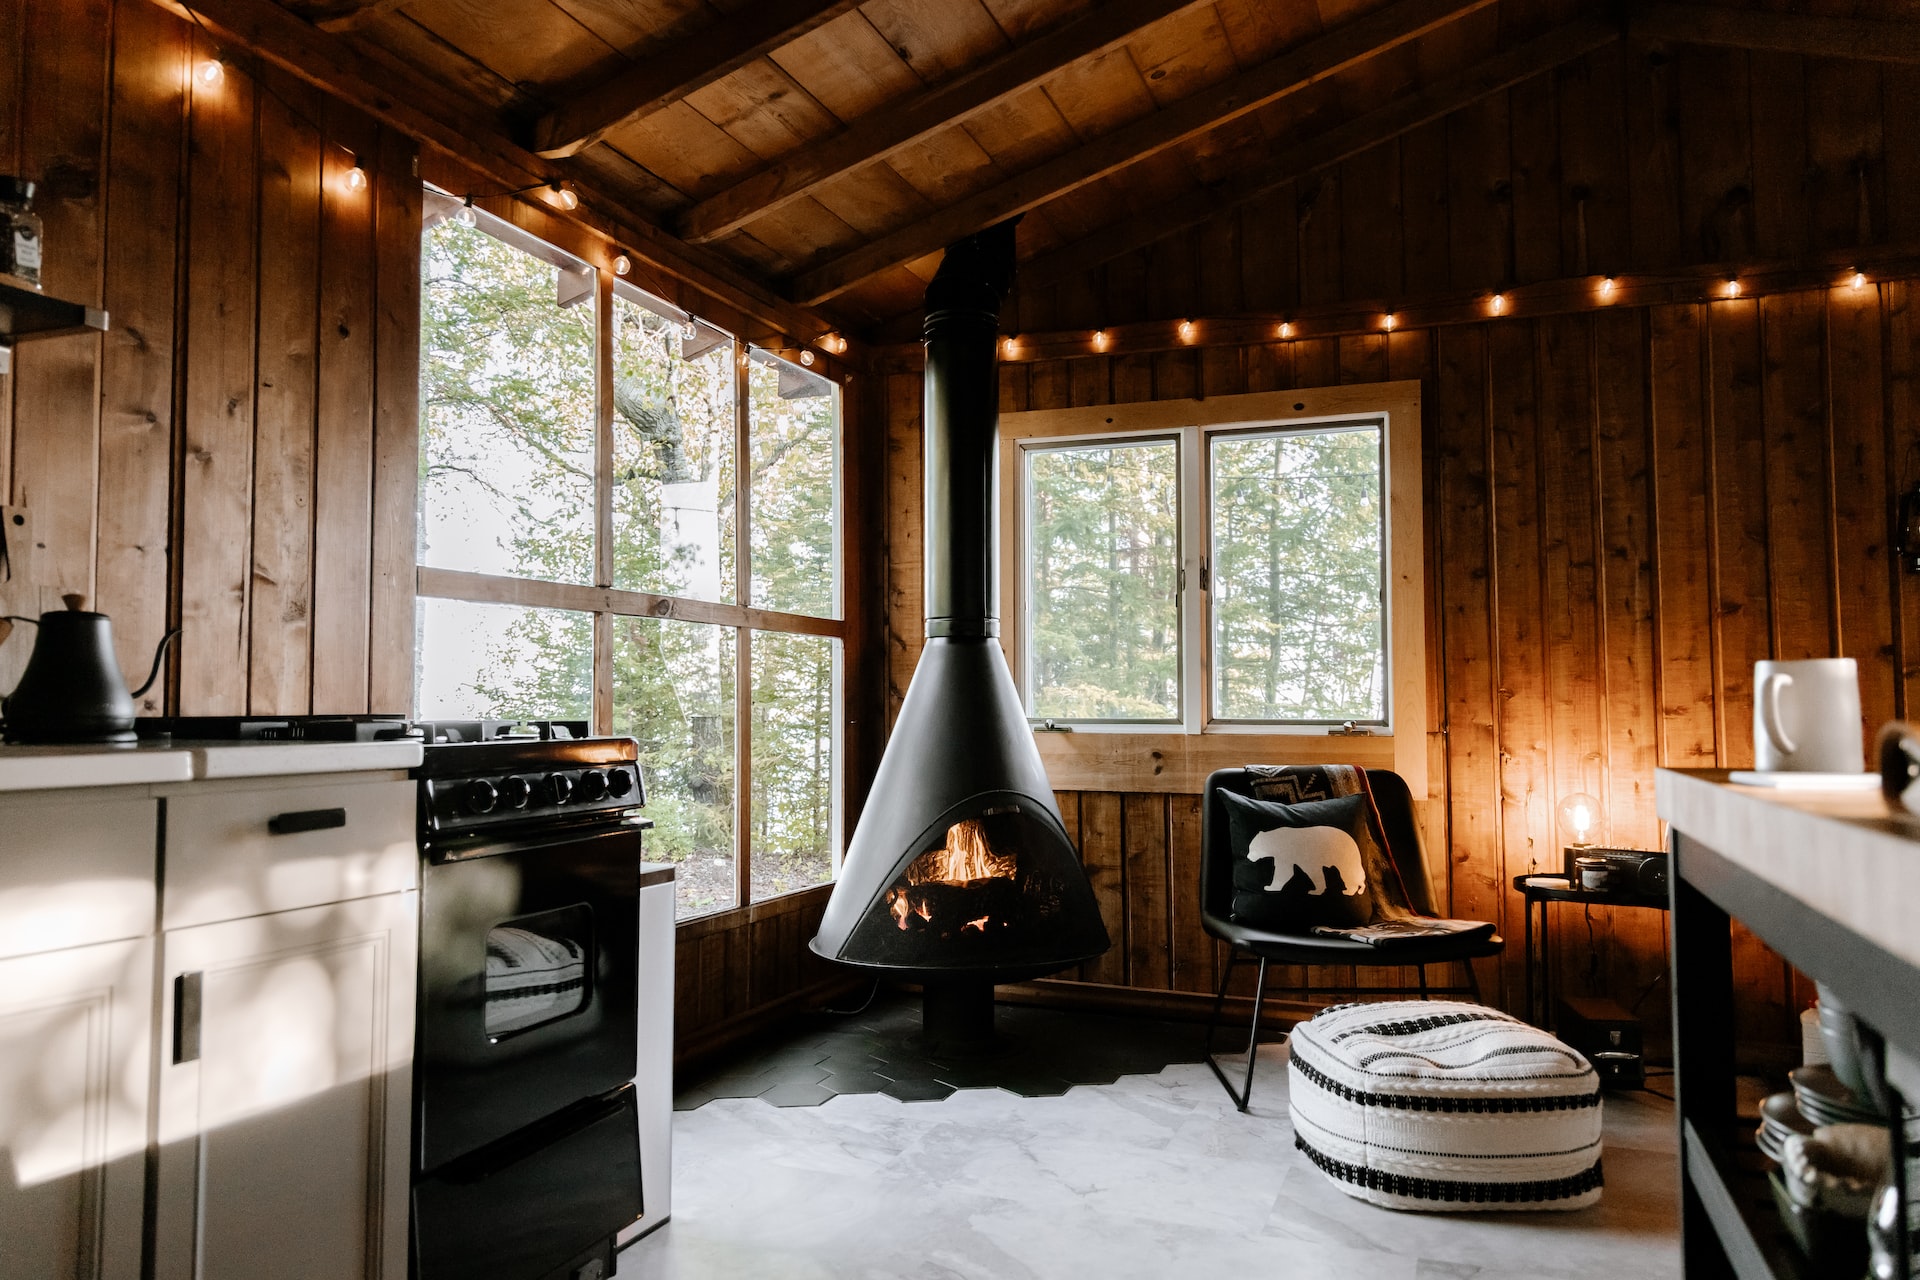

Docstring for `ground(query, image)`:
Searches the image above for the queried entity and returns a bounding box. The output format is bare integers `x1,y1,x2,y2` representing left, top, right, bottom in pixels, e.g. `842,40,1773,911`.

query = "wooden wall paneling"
1002,360,1033,414
1197,208,1242,317
1621,38,1683,271
1024,359,1064,414
1892,283,1920,718
1337,333,1389,384
1507,74,1559,285
1111,351,1154,404
1443,94,1510,292
310,99,379,713
1297,171,1341,308
1489,319,1546,1008
1747,52,1810,261
1120,791,1170,989
1152,348,1197,401
884,371,922,724
1886,70,1920,246
1078,791,1127,985
1759,290,1837,660
1198,344,1244,398
1674,46,1755,266
1828,285,1897,739
178,28,258,714
1291,336,1340,390
1803,56,1885,253
369,125,422,714
247,81,323,715
1244,340,1289,393
1104,251,1149,325
1166,790,1210,994
1237,185,1298,313
1145,229,1199,323
1555,44,1628,278
1068,356,1108,407
1340,139,1403,301
1593,307,1666,1021
1707,298,1771,764
95,0,186,701
1649,304,1720,768
1400,118,1450,297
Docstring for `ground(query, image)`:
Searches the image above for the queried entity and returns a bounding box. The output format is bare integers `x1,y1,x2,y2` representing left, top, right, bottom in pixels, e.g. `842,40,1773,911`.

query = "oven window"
484,906,593,1039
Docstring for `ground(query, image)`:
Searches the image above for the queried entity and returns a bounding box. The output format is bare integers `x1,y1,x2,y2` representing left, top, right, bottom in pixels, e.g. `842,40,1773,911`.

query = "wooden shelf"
1683,1121,1815,1280
0,272,108,345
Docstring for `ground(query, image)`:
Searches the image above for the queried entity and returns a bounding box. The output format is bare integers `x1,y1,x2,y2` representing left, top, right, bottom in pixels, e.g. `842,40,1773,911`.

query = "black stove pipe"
922,219,1019,640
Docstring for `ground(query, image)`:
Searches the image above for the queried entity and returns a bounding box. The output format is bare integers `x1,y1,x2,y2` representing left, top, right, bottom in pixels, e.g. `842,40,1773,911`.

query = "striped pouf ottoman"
1287,1001,1604,1212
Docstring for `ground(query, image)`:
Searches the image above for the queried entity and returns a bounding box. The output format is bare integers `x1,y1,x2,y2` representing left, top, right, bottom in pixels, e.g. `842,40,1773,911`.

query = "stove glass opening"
484,905,593,1039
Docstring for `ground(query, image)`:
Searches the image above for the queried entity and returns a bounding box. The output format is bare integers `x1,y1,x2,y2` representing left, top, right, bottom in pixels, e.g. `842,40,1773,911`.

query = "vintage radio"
1563,846,1669,896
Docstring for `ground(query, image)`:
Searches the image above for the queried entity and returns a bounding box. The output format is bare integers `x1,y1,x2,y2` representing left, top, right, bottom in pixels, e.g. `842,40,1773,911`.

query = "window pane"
1210,424,1385,723
747,353,838,617
612,618,737,921
611,295,735,602
1024,439,1180,721
749,631,837,903
420,220,596,584
415,597,592,719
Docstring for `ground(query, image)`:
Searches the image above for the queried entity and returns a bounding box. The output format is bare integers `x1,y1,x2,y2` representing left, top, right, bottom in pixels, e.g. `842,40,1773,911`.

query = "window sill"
1033,730,1410,794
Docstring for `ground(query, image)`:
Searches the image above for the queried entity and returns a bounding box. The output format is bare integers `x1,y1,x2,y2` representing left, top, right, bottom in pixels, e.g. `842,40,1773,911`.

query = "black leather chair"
1199,766,1504,1109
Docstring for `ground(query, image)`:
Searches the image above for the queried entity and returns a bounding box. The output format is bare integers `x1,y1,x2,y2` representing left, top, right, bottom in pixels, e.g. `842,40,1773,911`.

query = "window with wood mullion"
414,203,842,923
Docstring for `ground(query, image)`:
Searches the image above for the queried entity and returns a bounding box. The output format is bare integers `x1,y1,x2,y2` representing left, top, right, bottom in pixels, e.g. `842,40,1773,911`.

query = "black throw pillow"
1224,790,1377,931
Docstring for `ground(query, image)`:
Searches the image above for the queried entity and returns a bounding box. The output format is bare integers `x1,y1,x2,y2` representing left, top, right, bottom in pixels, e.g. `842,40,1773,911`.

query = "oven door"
417,825,641,1173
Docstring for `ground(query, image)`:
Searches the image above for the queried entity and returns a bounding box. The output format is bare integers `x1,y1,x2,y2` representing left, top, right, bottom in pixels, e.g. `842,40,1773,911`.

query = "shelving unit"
0,272,108,373
1659,769,1920,1280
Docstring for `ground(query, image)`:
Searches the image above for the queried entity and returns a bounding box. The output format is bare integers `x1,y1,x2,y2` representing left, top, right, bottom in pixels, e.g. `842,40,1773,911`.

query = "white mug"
1753,658,1865,774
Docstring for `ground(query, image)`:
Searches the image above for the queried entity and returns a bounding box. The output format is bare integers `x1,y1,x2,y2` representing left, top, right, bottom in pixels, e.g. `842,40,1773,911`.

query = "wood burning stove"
811,222,1110,1043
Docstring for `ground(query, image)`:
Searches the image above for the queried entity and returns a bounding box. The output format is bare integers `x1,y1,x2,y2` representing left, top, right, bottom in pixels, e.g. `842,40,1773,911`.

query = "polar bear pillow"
1223,791,1377,931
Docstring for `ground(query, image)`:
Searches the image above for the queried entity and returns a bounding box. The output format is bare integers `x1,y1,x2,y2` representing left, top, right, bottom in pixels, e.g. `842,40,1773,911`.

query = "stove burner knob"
543,773,574,805
606,769,634,798
499,776,532,809
462,780,499,815
577,769,609,801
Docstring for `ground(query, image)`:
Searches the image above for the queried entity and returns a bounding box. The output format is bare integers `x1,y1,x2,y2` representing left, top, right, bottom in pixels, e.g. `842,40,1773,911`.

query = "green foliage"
1210,428,1384,721
418,218,841,916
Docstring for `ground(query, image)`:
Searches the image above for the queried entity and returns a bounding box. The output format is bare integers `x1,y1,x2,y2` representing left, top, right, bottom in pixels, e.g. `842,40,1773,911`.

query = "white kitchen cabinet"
151,891,417,1280
0,937,154,1280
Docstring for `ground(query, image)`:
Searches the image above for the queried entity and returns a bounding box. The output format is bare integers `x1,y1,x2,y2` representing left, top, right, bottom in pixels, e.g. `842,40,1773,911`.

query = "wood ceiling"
263,0,1920,333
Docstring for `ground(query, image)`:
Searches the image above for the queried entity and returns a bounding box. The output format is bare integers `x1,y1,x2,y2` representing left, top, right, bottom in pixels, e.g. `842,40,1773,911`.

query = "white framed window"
999,384,1425,791
414,190,844,919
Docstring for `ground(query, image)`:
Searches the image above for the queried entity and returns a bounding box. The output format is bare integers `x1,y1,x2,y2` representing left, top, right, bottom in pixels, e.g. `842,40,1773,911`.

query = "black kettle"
1,594,179,744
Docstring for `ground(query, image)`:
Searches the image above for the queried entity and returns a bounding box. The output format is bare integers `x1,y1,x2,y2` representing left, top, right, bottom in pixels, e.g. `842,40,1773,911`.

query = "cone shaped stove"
811,222,1110,1043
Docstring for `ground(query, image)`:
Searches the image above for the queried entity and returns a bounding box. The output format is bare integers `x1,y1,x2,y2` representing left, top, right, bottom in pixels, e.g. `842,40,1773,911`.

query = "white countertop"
0,738,423,792
0,742,196,792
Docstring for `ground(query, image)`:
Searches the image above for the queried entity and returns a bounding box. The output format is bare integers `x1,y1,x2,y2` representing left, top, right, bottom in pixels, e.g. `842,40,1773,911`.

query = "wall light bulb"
1491,293,1506,315
1178,320,1196,342
552,183,579,211
1600,276,1615,298
195,58,224,88
613,253,631,276
1852,271,1868,291
1725,278,1742,298
1002,336,1017,358
344,165,368,193
1092,329,1108,351
1278,322,1293,340
799,349,815,366
1383,312,1397,331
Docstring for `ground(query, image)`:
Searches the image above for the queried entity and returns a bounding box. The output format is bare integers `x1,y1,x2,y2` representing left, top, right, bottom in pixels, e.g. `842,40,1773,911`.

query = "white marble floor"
618,1041,1680,1280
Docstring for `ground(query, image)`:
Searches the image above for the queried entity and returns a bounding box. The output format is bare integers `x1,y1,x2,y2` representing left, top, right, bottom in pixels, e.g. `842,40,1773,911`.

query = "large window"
1002,387,1424,787
416,194,843,919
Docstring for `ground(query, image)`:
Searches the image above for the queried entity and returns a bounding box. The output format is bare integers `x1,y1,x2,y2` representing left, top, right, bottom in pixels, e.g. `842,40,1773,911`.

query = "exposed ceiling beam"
529,0,861,159
783,0,1500,308
1629,3,1920,65
146,0,831,342
306,0,411,34
676,0,1214,246
1017,17,1620,292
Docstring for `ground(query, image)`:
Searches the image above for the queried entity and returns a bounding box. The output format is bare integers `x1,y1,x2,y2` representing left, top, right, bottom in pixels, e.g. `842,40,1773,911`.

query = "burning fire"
905,819,1017,886
962,916,989,933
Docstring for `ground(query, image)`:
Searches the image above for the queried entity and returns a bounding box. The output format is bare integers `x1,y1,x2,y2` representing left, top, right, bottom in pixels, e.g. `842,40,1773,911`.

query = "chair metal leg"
1202,949,1238,1057
1417,965,1429,1000
1206,954,1269,1112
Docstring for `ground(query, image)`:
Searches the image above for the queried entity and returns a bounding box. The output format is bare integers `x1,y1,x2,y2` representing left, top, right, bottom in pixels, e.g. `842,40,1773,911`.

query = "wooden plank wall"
0,0,420,713
886,286,1920,1048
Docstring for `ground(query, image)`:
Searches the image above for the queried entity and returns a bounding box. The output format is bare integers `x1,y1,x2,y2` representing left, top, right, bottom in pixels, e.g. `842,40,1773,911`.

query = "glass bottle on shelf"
1,178,43,288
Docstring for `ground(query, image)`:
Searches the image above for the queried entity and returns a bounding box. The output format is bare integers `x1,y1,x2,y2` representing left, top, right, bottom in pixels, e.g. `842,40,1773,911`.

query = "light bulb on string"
1383,312,1397,332
1491,293,1506,315
1178,319,1196,342
454,198,476,227
551,182,579,210
1092,329,1109,352
1852,271,1868,291
343,159,368,194
1002,335,1017,359
613,253,631,276
1278,322,1293,340
195,58,224,89
799,349,815,366
1600,276,1616,299
1725,278,1742,298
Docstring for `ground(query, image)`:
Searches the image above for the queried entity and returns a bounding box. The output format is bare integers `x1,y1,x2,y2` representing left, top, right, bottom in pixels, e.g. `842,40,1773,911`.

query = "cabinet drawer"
163,777,417,929
0,794,156,960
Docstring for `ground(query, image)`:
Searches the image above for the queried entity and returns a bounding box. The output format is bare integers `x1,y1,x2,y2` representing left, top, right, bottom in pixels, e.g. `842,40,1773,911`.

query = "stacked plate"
1757,1091,1817,1163
1791,1064,1887,1128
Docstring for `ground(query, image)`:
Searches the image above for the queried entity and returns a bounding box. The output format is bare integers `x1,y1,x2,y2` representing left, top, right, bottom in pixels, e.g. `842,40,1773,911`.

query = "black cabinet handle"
268,807,347,836
174,972,202,1064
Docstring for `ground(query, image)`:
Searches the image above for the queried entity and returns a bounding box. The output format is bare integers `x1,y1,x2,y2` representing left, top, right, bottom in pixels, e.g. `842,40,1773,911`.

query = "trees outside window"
415,200,842,919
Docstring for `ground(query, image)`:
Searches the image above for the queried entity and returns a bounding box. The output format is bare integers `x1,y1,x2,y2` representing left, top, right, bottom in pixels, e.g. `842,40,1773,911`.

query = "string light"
1600,276,1616,298
799,349,815,366
454,197,476,227
1383,313,1397,331
738,349,750,369
1003,336,1017,358
1491,293,1506,315
1278,322,1293,340
1092,329,1109,352
195,58,224,88
550,182,579,211
342,156,368,193
1851,271,1868,291
1178,319,1196,342
613,253,631,276
1724,278,1742,298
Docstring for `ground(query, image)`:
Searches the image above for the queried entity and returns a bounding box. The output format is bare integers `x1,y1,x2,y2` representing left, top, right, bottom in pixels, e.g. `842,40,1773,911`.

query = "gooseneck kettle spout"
1,594,181,744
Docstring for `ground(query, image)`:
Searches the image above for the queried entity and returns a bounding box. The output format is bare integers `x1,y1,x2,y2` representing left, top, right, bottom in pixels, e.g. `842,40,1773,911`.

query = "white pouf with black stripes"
1287,1001,1604,1212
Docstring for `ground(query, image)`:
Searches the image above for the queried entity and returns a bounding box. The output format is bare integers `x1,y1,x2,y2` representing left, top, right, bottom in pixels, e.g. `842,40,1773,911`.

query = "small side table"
1513,873,1670,1028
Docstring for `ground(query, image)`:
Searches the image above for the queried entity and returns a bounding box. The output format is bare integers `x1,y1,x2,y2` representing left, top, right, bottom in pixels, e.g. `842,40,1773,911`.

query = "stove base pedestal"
921,980,996,1053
